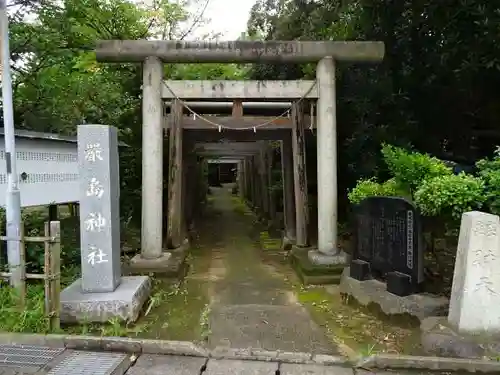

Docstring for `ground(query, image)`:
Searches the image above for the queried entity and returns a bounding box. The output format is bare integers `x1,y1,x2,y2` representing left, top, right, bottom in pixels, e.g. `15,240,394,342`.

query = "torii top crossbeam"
95,40,384,63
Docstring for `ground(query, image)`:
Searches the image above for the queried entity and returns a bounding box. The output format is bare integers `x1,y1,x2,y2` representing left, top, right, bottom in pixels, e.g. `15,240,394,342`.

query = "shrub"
381,144,452,193
0,207,80,275
476,147,500,216
348,145,453,204
348,144,493,223
347,178,407,204
414,173,486,220
0,207,46,273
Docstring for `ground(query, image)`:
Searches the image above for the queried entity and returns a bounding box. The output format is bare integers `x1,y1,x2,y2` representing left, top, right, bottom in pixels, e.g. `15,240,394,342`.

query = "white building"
0,128,79,207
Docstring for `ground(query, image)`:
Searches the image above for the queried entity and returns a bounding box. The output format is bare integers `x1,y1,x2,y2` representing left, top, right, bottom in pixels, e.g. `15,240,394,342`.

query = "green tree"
246,0,500,217
5,0,249,224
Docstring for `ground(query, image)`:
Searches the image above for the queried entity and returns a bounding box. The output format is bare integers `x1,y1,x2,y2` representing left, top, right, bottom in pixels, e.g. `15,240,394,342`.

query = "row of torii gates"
95,40,384,269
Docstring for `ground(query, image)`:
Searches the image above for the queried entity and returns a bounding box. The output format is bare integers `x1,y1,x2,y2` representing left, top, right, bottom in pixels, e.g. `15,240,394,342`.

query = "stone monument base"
308,249,348,265
290,247,345,285
421,316,500,358
281,235,294,251
340,268,448,321
128,247,187,277
60,276,151,323
129,252,172,271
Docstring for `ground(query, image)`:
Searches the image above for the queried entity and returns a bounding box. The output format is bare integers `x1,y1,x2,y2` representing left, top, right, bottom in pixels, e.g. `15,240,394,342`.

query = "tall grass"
0,282,51,333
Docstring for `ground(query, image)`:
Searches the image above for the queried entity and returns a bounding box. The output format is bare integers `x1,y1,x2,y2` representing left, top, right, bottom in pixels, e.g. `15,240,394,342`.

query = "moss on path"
191,187,336,353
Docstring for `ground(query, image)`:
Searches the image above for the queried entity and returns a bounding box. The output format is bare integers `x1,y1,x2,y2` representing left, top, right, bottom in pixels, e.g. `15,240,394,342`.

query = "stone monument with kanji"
60,124,151,323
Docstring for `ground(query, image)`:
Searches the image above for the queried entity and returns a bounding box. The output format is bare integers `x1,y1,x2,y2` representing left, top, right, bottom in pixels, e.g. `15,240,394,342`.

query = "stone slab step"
125,354,206,375
204,359,278,375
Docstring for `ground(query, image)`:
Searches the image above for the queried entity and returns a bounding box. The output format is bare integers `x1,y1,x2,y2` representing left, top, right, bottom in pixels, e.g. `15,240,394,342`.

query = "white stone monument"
420,211,500,358
60,124,151,323
448,211,500,333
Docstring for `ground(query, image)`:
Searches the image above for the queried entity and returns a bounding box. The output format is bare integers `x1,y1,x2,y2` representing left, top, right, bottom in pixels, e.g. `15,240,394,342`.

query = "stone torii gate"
197,141,273,217
95,40,384,272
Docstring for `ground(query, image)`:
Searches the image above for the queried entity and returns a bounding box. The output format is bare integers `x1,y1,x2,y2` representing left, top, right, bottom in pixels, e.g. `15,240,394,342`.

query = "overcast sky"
192,0,255,40
5,0,256,40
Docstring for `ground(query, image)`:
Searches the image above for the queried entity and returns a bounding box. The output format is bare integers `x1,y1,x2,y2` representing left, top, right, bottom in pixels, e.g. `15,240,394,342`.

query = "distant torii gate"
95,40,384,269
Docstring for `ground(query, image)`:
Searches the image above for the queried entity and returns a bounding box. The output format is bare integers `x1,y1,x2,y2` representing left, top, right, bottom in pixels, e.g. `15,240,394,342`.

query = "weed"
79,316,93,335
145,289,168,317
98,317,148,337
199,303,211,341
100,317,126,336
358,343,379,357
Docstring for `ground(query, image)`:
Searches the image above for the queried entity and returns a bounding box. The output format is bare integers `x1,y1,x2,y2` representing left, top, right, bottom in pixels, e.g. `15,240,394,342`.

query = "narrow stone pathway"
189,186,336,354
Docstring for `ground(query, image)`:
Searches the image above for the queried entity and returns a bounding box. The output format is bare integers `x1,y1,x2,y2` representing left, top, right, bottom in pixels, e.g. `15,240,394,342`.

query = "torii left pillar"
130,56,173,272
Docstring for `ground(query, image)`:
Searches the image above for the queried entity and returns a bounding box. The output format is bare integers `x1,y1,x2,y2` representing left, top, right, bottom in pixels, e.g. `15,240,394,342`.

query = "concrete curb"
356,354,500,373
0,333,347,366
2,333,500,372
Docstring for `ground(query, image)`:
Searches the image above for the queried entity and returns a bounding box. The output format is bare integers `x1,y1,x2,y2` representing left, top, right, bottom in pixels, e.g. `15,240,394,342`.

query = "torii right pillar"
308,56,348,266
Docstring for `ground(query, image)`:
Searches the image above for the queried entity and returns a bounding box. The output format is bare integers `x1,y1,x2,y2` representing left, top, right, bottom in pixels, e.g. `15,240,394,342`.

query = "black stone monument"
350,197,424,296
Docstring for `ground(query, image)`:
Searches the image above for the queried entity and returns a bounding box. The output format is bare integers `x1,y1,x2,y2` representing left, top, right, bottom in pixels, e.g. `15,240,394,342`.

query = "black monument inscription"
350,197,424,296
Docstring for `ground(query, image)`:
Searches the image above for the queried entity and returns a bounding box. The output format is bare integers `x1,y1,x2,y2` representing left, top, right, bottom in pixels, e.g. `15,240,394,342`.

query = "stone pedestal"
61,276,151,323
129,251,175,273
340,268,448,321
290,247,345,285
128,242,188,277
282,235,294,251
308,249,348,265
421,316,500,359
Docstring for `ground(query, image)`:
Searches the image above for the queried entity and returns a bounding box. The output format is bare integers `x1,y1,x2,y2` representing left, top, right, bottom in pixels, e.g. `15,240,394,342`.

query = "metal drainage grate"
47,351,128,375
0,344,64,368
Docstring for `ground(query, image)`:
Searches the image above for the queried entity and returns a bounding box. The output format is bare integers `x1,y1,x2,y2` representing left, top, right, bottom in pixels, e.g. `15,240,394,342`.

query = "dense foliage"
348,145,500,224
247,0,500,217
